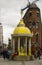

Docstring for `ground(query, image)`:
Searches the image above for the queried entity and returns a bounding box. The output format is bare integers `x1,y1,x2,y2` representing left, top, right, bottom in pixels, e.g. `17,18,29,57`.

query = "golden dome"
13,19,31,35
14,27,31,34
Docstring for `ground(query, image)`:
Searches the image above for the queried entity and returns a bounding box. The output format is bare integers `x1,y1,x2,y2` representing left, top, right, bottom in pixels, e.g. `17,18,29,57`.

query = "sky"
0,0,42,44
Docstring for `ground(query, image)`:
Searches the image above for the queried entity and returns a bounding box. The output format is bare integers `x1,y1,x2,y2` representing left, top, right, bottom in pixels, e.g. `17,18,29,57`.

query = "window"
36,23,38,28
36,11,39,17
32,22,36,26
29,13,32,17
28,11,32,17
32,22,36,28
29,13,32,16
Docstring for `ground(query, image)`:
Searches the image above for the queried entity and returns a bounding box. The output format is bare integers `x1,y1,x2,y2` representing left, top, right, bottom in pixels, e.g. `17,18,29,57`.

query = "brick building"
41,24,42,48
23,3,42,51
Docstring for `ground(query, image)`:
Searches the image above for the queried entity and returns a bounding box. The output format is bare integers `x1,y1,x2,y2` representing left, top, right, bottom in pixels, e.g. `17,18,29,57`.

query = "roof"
13,19,31,35
29,3,39,9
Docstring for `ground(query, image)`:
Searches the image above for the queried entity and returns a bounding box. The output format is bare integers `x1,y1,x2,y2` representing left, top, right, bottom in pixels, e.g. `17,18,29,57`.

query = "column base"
9,55,35,61
28,55,35,60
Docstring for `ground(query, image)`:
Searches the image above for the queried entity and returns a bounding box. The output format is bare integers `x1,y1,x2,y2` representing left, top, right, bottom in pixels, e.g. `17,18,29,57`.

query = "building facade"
8,3,42,59
23,3,41,50
0,23,3,47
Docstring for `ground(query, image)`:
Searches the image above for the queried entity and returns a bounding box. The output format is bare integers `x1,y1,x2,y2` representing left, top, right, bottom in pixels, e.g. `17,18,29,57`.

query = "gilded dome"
13,19,31,35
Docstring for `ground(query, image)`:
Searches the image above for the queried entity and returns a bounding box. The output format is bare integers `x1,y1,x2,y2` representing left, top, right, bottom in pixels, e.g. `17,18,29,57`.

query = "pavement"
0,57,42,65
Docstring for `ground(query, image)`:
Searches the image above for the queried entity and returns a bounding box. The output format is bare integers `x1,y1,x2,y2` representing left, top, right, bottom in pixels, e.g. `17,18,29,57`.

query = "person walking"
37,48,41,59
2,48,9,60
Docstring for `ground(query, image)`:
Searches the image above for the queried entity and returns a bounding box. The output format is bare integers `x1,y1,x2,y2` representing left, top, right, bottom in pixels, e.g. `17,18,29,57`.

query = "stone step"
14,56,34,61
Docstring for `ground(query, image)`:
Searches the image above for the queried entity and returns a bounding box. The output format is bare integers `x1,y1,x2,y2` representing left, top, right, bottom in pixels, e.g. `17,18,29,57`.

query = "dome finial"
19,19,25,27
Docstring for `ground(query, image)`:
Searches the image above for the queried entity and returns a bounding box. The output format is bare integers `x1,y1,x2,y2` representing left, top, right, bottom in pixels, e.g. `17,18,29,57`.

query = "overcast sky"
0,0,42,44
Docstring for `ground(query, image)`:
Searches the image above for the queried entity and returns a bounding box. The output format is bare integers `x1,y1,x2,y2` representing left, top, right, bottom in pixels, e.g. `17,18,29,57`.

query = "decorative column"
18,37,20,55
11,37,13,50
25,37,27,55
12,38,15,53
29,38,31,56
